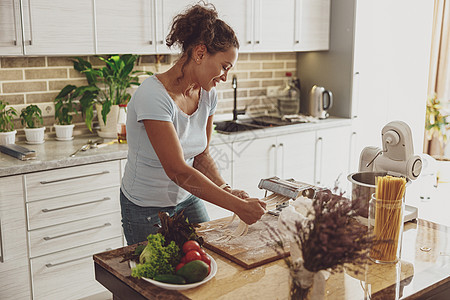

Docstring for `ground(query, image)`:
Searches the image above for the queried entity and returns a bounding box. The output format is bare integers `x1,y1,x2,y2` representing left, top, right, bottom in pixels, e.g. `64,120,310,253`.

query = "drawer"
27,187,120,230
25,161,120,202
29,212,122,258
30,237,123,300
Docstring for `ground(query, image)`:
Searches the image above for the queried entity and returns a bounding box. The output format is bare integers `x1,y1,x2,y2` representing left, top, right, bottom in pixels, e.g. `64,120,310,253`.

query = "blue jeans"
120,189,210,245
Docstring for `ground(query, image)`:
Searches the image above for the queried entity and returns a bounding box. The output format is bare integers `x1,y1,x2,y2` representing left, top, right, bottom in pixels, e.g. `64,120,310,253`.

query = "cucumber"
153,274,186,285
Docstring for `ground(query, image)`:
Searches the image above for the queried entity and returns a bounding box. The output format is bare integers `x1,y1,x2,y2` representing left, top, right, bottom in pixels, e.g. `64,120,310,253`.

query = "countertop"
0,117,351,177
93,218,450,299
0,136,128,177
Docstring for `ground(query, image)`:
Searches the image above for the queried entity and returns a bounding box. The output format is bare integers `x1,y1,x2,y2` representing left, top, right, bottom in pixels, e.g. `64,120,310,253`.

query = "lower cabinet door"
30,237,123,300
29,212,122,258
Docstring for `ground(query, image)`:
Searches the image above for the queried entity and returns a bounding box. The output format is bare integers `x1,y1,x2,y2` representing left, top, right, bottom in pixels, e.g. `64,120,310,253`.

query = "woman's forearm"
171,164,241,211
193,149,227,186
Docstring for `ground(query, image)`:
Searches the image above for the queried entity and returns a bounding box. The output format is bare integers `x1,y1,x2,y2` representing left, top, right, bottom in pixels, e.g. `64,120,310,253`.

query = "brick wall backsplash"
0,53,297,136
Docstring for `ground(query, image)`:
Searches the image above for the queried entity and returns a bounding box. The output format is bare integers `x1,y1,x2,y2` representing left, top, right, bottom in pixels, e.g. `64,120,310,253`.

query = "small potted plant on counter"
73,55,153,137
0,100,18,145
54,84,80,141
20,104,45,144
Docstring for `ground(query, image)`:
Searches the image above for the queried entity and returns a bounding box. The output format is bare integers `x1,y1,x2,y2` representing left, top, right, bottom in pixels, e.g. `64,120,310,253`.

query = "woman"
120,3,266,245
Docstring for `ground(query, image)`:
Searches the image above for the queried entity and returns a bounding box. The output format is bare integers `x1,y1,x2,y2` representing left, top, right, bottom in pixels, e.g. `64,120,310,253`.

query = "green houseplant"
0,100,18,145
425,94,449,156
73,54,153,135
54,84,80,141
20,104,45,144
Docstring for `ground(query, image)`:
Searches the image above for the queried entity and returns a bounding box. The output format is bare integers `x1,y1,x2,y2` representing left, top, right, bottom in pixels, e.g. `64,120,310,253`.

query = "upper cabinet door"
96,0,154,54
22,0,95,55
154,0,196,54
210,0,253,53
294,0,330,51
0,0,23,55
253,0,295,52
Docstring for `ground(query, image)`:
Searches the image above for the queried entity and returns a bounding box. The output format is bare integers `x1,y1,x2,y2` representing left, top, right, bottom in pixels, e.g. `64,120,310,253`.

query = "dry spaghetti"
370,175,406,262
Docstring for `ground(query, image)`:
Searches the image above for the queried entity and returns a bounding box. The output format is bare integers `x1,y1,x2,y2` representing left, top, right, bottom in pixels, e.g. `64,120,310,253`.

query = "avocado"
176,260,209,283
153,274,186,284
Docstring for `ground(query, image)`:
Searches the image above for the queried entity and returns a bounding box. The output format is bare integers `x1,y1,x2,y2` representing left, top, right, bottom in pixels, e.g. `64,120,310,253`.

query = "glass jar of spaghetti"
368,193,405,263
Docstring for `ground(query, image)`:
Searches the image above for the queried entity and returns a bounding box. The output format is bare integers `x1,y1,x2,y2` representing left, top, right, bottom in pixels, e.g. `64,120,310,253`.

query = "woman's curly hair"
166,2,239,80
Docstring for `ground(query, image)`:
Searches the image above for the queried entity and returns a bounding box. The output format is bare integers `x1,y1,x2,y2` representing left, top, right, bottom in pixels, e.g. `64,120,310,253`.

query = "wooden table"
93,219,450,299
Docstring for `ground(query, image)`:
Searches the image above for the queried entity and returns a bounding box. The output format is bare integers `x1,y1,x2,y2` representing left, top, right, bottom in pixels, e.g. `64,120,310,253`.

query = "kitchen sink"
214,116,295,133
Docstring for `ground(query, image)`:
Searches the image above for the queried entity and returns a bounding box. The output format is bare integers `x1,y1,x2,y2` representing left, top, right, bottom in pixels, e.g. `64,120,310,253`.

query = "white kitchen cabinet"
210,0,253,53
203,141,234,220
212,0,295,53
0,175,32,300
314,126,351,191
293,0,330,51
277,131,315,183
22,0,95,55
0,0,24,55
212,0,329,53
233,135,277,197
96,0,194,55
22,160,124,300
1,0,95,56
30,237,122,300
297,0,434,170
233,130,316,198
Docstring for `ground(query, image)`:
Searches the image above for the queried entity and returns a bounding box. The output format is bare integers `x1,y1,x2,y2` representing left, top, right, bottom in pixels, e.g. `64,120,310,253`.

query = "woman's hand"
236,198,267,225
229,188,249,199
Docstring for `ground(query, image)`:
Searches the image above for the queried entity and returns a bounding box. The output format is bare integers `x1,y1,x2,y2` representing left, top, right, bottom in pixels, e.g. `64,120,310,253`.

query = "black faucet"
232,75,246,121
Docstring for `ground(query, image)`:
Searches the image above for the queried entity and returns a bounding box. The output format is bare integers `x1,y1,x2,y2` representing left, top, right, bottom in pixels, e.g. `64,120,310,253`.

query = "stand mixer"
348,121,422,222
358,121,422,179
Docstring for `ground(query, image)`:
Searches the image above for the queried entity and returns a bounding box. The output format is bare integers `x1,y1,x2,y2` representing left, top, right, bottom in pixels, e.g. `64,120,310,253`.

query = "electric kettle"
308,85,333,119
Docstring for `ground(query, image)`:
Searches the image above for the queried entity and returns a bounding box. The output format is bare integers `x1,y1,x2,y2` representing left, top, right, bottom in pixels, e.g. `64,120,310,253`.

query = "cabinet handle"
12,0,19,46
315,137,323,185
278,143,285,178
41,197,111,213
22,0,32,45
43,223,111,241
294,0,303,45
0,219,4,263
247,41,252,44
45,248,112,268
39,170,110,185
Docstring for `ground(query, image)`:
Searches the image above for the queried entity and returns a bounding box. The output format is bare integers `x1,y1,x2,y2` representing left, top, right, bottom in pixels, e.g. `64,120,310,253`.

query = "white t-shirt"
121,75,217,207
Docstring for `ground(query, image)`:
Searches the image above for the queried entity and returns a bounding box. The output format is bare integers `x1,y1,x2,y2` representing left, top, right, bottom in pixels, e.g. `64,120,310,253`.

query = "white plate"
129,254,217,291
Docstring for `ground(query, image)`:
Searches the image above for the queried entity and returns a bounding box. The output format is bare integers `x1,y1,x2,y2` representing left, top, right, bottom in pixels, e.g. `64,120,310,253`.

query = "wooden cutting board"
197,214,290,269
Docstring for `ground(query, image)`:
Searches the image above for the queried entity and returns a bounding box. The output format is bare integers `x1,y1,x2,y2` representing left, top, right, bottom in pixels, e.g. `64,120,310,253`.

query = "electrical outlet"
8,103,55,119
267,86,279,97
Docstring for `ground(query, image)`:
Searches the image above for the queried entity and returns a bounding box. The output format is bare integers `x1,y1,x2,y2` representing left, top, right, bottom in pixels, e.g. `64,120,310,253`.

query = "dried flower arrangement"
265,188,374,300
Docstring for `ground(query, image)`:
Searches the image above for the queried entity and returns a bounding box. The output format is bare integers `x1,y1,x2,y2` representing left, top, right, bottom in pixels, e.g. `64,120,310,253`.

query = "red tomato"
198,248,207,256
182,240,201,254
185,250,202,263
175,262,185,272
180,256,186,263
200,254,211,266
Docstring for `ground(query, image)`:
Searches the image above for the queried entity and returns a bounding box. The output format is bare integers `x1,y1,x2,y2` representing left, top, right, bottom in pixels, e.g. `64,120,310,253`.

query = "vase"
54,124,75,141
24,127,45,144
95,104,119,138
0,130,17,145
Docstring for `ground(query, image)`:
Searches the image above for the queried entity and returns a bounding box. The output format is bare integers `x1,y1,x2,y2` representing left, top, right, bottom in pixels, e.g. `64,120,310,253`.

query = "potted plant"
20,104,45,144
54,84,80,141
73,54,153,137
425,94,449,157
0,100,18,145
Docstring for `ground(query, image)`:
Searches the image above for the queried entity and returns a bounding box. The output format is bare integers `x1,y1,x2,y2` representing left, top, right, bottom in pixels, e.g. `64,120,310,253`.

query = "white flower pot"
24,127,46,144
0,130,17,145
54,124,75,141
96,104,119,138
